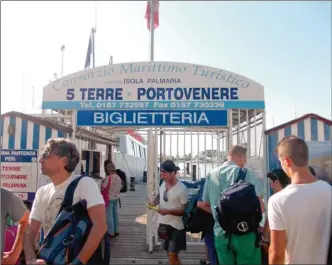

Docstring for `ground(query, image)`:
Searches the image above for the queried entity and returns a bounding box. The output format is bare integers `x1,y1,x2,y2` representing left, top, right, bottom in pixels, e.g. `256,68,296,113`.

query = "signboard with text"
42,62,265,110
76,110,228,127
0,149,38,200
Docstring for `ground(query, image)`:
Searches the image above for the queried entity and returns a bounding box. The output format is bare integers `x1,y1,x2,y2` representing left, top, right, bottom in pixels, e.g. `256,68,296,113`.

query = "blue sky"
1,1,331,129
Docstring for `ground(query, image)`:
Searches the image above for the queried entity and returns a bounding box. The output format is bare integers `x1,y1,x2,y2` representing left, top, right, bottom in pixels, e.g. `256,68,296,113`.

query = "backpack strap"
58,175,86,215
235,168,247,183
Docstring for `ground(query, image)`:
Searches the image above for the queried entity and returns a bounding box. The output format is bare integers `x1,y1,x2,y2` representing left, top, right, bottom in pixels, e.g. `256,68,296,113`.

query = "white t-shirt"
268,180,332,264
158,181,189,230
30,175,105,235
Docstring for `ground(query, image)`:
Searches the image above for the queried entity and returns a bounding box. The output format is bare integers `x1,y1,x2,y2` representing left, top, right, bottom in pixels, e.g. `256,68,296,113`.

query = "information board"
0,149,38,199
76,110,228,127
42,62,265,110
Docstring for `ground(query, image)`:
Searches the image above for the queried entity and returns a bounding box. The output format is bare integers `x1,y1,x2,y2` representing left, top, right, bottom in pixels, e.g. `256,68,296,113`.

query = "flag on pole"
84,33,92,68
145,0,159,31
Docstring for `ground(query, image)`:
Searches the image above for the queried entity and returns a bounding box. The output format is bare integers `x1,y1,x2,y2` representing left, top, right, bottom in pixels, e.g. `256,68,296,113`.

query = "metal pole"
159,130,163,164
149,0,155,61
147,0,156,254
92,28,96,68
60,45,65,77
94,3,98,33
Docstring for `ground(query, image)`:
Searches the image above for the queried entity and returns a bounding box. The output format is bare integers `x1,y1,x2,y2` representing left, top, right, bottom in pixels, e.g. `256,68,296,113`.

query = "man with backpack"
201,145,265,265
23,138,108,265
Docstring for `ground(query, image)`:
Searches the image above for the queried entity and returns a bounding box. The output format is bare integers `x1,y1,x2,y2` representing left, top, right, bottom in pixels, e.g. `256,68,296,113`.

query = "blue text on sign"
66,87,238,101
76,110,228,127
0,150,38,163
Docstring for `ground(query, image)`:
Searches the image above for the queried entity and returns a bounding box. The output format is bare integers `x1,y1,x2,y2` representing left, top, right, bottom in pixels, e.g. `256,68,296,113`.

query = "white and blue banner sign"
76,110,228,127
0,149,38,201
42,62,265,110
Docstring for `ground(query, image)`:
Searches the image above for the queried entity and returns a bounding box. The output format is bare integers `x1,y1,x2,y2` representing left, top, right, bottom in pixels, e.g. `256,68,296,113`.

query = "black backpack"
183,193,214,234
116,169,128,193
38,176,110,265
215,168,262,248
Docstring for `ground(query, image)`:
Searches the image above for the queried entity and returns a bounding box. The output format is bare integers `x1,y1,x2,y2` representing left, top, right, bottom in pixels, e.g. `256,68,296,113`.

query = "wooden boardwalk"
109,183,205,264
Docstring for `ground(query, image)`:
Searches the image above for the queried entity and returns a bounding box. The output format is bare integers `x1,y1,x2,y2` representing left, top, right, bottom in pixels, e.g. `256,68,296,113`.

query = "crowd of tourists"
1,136,331,265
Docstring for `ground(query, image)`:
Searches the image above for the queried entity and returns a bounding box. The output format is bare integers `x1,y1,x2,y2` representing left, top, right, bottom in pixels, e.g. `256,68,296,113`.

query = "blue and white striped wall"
267,116,332,171
0,115,68,152
0,114,69,201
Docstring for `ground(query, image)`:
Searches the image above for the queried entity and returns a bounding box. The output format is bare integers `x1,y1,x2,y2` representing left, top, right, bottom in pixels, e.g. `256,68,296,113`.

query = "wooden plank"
110,183,205,262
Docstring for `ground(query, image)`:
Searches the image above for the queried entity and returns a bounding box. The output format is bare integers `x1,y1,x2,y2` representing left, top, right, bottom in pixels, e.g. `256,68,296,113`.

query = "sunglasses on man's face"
163,189,168,202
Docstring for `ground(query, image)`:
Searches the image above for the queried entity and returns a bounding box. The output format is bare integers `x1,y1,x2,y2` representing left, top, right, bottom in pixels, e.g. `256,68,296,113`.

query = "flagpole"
149,0,162,164
92,28,96,68
147,1,155,253
95,4,98,33
93,3,97,67
149,0,155,62
60,45,65,77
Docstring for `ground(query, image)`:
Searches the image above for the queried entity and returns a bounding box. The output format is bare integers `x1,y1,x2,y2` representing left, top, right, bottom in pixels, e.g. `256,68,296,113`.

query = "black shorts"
160,224,187,253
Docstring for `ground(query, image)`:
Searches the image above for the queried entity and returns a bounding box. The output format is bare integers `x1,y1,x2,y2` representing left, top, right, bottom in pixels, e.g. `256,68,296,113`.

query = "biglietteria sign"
76,110,228,127
42,62,265,110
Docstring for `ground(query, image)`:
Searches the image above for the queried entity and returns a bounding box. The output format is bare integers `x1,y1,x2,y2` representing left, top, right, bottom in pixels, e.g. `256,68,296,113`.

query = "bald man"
268,136,331,264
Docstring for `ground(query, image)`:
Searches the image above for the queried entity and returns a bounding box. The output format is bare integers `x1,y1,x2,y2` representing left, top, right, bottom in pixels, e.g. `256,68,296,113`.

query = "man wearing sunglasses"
23,138,107,265
267,169,291,194
155,160,189,265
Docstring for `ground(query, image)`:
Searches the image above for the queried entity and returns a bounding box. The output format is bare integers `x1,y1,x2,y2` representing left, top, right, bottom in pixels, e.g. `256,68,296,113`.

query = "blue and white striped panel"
0,115,69,200
267,117,332,171
0,115,68,152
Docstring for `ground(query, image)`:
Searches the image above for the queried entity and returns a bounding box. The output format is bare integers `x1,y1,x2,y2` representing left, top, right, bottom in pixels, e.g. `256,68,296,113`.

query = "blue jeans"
204,231,218,265
106,198,119,235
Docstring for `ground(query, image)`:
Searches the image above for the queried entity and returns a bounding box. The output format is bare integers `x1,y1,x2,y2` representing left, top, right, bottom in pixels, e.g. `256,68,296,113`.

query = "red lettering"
1,174,28,180
1,166,21,171
2,182,27,188
126,130,144,143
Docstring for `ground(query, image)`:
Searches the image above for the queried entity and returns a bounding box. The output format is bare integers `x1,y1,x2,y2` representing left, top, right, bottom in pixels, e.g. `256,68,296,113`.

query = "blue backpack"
215,169,262,248
37,176,110,265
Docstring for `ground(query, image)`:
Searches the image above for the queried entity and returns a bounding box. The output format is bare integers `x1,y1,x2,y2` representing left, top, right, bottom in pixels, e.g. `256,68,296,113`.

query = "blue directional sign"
76,110,228,127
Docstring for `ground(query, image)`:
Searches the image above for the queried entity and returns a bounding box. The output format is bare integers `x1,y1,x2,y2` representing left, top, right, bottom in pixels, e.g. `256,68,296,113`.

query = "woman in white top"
102,162,123,238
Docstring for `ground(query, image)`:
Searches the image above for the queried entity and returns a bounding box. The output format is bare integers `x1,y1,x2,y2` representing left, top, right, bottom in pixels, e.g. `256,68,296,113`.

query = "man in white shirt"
268,136,332,264
153,160,189,265
23,138,107,265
